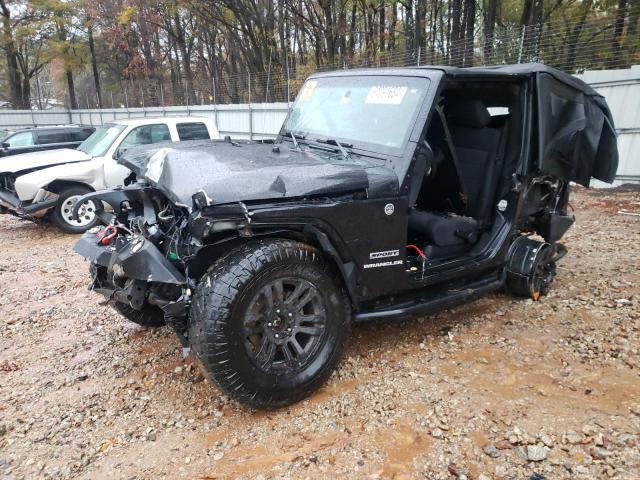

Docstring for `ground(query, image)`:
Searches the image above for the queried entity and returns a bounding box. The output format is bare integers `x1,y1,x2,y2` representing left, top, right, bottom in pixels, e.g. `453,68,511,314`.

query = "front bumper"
0,189,57,217
74,231,186,285
75,230,191,341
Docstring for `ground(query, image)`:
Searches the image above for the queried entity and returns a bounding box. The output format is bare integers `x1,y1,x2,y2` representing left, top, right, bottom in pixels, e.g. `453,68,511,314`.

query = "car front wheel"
50,186,100,234
188,239,351,409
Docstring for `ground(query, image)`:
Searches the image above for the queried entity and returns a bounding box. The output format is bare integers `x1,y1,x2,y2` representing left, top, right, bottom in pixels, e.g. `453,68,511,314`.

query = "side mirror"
1,142,9,149
114,147,127,160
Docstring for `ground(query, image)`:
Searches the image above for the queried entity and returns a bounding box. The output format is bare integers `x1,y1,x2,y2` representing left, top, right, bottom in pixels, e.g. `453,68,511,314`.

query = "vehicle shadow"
348,294,507,354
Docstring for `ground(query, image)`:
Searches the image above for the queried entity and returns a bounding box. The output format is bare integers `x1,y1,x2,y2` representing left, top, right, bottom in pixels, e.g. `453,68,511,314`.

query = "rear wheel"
50,185,100,234
505,236,557,299
189,239,351,409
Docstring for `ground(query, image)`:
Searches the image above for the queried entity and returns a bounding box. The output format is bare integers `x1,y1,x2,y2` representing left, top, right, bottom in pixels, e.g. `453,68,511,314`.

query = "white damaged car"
0,117,218,233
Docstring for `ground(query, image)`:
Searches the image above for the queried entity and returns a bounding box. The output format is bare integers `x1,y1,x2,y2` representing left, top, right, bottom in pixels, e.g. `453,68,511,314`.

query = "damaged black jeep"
74,64,618,409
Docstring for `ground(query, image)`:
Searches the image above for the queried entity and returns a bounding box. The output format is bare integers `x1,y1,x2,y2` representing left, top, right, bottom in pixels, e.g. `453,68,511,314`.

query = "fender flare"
302,224,358,304
187,224,359,305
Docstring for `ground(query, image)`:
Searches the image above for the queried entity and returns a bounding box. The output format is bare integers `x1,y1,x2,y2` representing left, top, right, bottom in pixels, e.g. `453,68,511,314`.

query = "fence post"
286,54,291,105
518,27,526,64
417,46,421,66
160,83,166,116
265,50,272,103
248,104,253,141
212,75,219,129
67,106,73,124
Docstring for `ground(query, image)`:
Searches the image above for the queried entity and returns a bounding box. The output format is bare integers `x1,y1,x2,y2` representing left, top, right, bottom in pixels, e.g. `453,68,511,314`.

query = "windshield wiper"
289,131,299,149
315,138,353,159
283,131,306,150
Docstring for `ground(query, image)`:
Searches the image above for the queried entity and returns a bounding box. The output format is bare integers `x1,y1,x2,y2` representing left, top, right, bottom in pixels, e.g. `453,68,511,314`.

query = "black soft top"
313,63,600,97
427,63,600,97
312,63,617,186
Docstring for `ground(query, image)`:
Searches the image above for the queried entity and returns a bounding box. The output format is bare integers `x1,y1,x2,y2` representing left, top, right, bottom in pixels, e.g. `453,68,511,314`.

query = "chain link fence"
93,12,639,108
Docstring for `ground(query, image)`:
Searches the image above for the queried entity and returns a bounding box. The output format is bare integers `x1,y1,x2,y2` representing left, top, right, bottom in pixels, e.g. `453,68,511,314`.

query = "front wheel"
189,239,351,409
112,303,166,328
50,185,100,234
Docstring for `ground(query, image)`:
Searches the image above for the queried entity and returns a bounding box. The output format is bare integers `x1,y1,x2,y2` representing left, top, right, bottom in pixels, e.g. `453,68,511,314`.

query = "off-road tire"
50,185,100,234
112,302,166,328
189,239,351,409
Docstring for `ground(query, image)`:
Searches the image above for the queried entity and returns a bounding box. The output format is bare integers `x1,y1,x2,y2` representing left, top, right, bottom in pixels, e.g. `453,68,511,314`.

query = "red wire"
406,244,426,259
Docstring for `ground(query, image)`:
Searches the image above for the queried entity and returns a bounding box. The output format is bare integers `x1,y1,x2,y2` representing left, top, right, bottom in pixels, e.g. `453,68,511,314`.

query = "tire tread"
189,239,350,409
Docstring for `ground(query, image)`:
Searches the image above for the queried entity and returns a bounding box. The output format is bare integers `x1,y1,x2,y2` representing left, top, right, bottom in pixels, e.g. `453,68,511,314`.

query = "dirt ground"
0,187,639,480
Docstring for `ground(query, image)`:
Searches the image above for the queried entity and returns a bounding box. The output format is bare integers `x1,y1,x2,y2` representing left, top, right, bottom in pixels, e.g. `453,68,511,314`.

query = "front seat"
446,99,505,228
409,210,479,258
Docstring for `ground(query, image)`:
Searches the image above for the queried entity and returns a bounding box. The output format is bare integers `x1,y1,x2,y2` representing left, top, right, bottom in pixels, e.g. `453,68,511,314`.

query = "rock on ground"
0,187,639,479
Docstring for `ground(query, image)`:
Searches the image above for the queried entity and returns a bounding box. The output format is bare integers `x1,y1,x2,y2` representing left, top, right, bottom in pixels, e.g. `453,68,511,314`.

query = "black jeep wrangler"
74,64,618,409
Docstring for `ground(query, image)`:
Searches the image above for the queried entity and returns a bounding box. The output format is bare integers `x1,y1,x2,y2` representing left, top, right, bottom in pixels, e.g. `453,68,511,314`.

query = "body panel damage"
119,140,398,208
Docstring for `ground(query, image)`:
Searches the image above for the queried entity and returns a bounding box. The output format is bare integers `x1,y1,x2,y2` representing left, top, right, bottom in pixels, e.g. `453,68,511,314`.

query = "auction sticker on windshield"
365,86,408,105
300,80,318,102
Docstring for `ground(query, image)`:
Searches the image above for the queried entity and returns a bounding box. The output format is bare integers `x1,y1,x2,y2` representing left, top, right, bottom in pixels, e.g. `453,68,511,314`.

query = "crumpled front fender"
14,159,104,201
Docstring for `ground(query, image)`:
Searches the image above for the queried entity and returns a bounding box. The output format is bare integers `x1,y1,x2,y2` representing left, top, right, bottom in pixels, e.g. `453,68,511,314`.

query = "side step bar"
353,274,505,323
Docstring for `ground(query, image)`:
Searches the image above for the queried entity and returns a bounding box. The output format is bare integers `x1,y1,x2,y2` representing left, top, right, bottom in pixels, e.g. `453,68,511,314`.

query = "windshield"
77,124,125,157
0,130,14,143
283,75,429,155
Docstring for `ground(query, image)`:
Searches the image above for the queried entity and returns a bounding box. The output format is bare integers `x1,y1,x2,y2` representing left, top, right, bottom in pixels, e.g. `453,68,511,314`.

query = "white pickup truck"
0,116,219,232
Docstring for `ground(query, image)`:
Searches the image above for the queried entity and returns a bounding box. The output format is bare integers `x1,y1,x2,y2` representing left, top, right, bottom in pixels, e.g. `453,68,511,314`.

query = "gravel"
0,186,639,479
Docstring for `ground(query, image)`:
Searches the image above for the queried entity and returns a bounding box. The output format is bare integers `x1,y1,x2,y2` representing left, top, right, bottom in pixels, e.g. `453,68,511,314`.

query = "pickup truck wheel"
189,239,351,409
50,186,100,234
112,303,166,328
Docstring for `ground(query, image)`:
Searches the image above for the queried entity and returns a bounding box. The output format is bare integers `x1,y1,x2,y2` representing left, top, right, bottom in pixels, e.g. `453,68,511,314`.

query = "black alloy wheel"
242,278,327,375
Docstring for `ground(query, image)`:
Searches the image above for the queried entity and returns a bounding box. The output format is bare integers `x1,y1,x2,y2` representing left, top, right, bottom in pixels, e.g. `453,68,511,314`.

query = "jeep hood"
120,140,398,208
0,148,90,174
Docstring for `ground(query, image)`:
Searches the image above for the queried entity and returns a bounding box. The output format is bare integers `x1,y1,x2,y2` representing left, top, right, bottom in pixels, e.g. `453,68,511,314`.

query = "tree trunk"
0,1,25,108
278,0,286,61
483,0,499,63
609,0,628,68
389,1,397,51
173,9,196,105
415,0,426,56
87,24,102,108
450,0,463,66
379,1,386,52
167,37,179,105
462,0,475,66
66,70,78,109
319,0,335,66
563,6,589,72
348,1,357,59
405,0,414,51
21,77,31,109
627,0,639,56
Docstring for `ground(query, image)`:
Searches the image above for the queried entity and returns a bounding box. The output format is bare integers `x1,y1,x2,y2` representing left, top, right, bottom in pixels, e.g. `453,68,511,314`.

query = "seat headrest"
446,99,491,128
